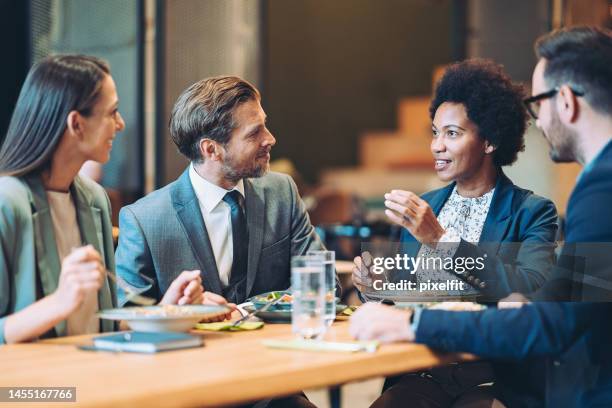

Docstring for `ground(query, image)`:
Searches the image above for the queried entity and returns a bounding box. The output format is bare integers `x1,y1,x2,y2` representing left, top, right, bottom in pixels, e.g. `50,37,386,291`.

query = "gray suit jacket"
115,169,327,305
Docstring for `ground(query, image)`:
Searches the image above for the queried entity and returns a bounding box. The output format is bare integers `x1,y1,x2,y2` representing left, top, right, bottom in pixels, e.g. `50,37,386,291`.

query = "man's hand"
498,292,530,309
352,252,374,293
201,291,236,322
385,190,445,246
349,303,415,343
160,270,204,305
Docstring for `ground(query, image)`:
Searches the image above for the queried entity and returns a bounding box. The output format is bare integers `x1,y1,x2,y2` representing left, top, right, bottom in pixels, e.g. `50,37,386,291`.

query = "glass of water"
291,255,326,340
307,250,336,327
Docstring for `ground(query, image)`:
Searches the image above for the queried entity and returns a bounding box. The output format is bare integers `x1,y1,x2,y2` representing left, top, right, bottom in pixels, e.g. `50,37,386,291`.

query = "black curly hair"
430,59,528,167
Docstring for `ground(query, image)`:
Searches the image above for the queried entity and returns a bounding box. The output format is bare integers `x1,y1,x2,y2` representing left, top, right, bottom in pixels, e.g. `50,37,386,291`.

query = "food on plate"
427,302,485,311
260,291,293,303
128,305,205,317
257,291,335,303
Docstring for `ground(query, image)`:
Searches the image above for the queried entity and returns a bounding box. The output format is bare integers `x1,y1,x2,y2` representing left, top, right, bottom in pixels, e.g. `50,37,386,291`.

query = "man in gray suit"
116,76,325,311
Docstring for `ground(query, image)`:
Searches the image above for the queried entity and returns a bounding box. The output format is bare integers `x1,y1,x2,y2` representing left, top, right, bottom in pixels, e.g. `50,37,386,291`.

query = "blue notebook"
92,332,203,353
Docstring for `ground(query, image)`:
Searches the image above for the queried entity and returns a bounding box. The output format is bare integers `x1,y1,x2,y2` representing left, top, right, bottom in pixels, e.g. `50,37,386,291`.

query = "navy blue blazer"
415,142,612,407
400,172,558,299
537,141,612,301
417,302,612,406
566,140,612,244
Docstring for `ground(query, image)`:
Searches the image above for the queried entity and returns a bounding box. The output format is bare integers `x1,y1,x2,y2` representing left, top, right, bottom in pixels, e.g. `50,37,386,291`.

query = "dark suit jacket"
115,169,328,305
415,142,612,407
400,172,558,300
417,302,612,407
536,141,612,301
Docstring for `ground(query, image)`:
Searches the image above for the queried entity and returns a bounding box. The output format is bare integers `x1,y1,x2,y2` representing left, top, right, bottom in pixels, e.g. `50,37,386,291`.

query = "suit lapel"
72,178,103,254
402,183,455,258
171,170,223,295
71,177,114,331
478,172,515,250
24,175,65,337
244,179,265,297
429,183,455,217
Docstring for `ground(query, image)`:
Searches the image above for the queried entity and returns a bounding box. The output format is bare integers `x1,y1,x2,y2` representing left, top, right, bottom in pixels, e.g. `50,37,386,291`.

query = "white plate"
98,305,230,332
427,302,486,311
394,301,486,312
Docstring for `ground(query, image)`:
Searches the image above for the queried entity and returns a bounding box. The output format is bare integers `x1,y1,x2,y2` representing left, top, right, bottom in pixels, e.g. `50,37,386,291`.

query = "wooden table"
0,322,473,407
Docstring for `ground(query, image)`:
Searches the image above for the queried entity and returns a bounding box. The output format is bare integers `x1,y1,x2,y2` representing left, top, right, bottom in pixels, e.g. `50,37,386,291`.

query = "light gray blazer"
115,169,328,305
0,174,116,343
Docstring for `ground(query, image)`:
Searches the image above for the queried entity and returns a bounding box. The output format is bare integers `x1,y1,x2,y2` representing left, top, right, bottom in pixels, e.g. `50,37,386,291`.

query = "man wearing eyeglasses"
524,26,612,304
525,56,600,169
351,26,612,407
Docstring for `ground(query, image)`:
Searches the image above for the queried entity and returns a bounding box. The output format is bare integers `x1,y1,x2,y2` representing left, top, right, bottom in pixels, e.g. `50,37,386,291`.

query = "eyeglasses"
523,87,584,120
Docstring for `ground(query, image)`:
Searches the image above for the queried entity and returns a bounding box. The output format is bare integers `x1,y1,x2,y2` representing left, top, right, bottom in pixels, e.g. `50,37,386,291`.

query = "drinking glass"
307,250,336,326
291,255,326,340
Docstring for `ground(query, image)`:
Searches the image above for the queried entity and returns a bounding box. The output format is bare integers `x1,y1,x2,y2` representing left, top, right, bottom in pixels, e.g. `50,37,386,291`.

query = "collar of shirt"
188,164,245,213
448,185,495,204
577,139,612,185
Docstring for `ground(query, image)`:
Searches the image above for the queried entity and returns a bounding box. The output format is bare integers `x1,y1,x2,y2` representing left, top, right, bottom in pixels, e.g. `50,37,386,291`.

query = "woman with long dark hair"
0,55,203,344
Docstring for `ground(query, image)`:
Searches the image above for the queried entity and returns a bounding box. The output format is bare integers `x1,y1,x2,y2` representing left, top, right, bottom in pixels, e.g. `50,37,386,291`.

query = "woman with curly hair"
354,59,559,407
355,58,558,301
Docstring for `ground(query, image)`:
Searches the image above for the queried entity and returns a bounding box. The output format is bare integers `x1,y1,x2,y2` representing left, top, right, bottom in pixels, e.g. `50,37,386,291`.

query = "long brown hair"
0,54,110,177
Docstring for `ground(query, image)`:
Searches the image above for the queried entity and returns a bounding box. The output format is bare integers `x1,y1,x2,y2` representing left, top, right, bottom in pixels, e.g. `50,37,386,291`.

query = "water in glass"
291,256,326,340
307,250,336,326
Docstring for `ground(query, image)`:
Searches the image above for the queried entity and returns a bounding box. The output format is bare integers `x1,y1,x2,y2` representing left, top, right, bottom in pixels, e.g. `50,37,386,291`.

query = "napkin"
341,306,358,316
194,321,264,331
262,339,378,353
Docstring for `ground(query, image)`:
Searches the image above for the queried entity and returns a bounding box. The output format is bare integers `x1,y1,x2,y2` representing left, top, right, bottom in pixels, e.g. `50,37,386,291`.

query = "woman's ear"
66,111,83,139
484,141,497,154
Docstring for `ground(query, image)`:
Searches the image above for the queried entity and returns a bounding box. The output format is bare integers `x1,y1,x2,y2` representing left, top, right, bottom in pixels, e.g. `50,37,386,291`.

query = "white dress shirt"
188,164,245,288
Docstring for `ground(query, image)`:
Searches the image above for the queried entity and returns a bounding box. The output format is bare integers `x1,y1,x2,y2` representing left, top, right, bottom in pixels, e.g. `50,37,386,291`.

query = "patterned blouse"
416,186,495,291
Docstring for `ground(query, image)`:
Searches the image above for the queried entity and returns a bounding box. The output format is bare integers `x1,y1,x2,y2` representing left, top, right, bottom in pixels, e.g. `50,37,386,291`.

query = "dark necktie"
222,190,249,303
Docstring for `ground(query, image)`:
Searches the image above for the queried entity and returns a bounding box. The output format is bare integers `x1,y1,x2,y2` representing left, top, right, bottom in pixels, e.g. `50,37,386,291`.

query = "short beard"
221,154,269,184
547,109,578,163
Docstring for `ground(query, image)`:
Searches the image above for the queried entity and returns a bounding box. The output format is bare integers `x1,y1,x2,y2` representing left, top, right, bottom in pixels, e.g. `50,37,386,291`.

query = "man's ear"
484,141,497,154
66,111,83,139
199,138,223,162
557,85,579,124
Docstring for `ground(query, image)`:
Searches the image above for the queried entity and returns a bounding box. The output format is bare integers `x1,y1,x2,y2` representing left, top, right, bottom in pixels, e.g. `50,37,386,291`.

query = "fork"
69,246,157,306
231,295,286,327
105,270,157,306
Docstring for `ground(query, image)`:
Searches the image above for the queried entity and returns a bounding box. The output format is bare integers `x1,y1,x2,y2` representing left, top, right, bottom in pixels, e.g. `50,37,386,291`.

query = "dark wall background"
263,0,455,182
0,0,29,146
466,0,550,82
